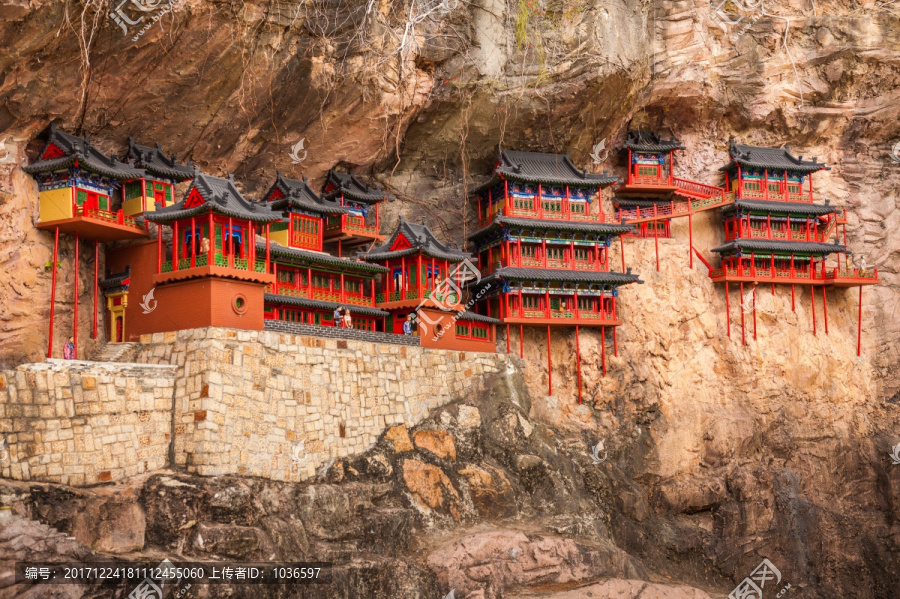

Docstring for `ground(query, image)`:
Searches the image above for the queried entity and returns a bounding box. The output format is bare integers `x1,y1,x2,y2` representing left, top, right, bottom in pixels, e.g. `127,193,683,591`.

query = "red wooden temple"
24,123,155,358
320,169,390,255
364,218,498,352
469,148,642,399
614,130,730,270
709,141,880,353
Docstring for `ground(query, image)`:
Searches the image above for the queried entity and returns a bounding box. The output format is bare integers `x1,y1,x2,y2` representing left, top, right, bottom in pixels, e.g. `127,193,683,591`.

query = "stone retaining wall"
0,360,176,486
263,319,421,346
134,328,509,481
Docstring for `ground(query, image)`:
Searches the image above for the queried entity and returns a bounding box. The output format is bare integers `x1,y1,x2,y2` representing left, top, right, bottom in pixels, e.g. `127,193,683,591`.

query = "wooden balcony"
709,264,880,287
478,197,609,227
616,192,734,225
726,228,829,243
502,306,621,327
36,206,148,242
618,174,678,195
375,286,462,310
155,252,274,285
738,186,813,203
265,284,375,306
324,214,383,246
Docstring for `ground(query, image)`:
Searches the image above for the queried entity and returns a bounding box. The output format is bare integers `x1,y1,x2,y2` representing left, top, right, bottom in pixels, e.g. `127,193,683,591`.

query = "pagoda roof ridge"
366,217,470,262
725,199,837,215
711,238,846,255
266,171,347,215
478,266,642,285
123,137,194,180
623,130,685,152
146,171,281,224
721,139,829,173
468,215,635,240
256,240,389,273
23,122,145,180
473,147,618,193
322,168,391,203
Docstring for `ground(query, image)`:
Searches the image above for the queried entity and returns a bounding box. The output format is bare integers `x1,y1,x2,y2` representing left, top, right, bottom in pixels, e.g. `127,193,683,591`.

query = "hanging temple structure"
24,123,879,399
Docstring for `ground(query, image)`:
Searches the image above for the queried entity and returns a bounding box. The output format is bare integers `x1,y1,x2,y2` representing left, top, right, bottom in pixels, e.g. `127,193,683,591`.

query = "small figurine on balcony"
860,256,868,277
200,236,210,255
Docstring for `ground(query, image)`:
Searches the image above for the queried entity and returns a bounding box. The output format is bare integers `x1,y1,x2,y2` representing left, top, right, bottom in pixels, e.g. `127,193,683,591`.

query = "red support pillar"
811,284,817,335
93,240,99,340
601,326,606,377
173,220,179,271
265,224,271,270
575,325,582,404
688,213,693,268
653,218,660,272
857,286,863,356
791,284,795,312
752,285,757,341
725,282,731,338
822,285,828,335
73,234,79,359
519,324,524,359
613,325,618,356
48,227,59,358
506,324,511,354
740,282,746,346
619,234,626,272
157,223,163,274
546,325,552,396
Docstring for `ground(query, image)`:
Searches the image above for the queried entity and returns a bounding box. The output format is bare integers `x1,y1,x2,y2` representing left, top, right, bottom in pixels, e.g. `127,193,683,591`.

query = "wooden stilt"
752,285,757,341
857,286,863,356
740,282,746,346
725,282,730,338
811,285,817,335
613,326,618,357
73,234,79,359
688,213,693,268
575,325,582,404
519,324,524,358
48,227,59,358
653,221,659,272
546,325,552,396
822,286,828,335
791,284,795,312
506,324,510,354
619,234,626,272
93,240,99,340
601,326,607,377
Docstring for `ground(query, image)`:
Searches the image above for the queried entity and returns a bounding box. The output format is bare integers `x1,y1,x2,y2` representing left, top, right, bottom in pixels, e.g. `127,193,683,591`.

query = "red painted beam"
48,227,59,358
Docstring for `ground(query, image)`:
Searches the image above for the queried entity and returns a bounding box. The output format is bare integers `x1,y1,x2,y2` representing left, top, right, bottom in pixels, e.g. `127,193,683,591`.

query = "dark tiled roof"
264,293,388,317
725,200,837,216
322,169,390,203
366,218,470,262
469,216,634,241
720,140,828,173
265,172,347,215
123,138,193,180
711,239,845,255
23,122,144,179
623,130,685,153
145,172,281,224
479,267,641,285
474,148,618,192
455,310,500,324
99,266,131,292
257,241,387,274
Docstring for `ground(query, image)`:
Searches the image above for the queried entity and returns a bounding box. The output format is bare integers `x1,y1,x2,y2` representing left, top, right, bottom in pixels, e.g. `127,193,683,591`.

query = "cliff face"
1,0,899,597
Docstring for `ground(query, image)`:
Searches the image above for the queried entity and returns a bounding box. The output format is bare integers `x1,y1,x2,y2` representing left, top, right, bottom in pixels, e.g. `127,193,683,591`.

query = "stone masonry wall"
0,360,176,486
134,328,511,482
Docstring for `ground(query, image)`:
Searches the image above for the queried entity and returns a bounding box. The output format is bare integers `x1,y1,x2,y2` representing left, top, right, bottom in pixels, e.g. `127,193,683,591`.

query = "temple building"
469,148,641,399
614,130,727,270
320,169,390,255
364,218,498,352
121,137,194,216
261,172,346,252
709,141,880,353
24,123,150,358
106,171,279,339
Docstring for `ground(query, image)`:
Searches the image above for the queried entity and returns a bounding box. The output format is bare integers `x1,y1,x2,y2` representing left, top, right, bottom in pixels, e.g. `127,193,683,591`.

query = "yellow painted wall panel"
38,187,73,223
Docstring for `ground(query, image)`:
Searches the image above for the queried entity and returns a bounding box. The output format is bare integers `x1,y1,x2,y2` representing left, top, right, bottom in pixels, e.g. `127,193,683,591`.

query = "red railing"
505,306,617,322
727,227,829,243
630,175,669,186
291,231,319,250
480,196,609,227
739,184,814,203
673,177,725,200
710,264,879,283
616,191,734,223
326,214,378,236
75,206,141,229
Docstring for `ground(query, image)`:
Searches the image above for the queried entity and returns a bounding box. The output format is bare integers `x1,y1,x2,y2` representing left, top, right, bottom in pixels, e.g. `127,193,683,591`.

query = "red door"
115,317,123,342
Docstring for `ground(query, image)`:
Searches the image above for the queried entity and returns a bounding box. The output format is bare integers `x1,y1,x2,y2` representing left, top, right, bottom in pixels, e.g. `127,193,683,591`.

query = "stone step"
92,342,138,363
